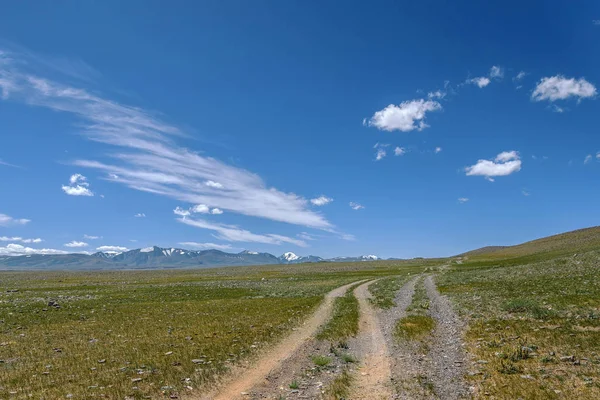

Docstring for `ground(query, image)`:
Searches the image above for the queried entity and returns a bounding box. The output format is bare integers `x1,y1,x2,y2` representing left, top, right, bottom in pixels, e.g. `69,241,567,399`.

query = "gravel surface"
379,276,437,399
424,275,469,400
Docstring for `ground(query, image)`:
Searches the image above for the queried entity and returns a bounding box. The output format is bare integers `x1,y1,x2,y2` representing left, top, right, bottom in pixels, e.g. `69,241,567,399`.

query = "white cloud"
210,208,223,215
375,148,386,161
310,196,333,206
0,243,69,256
465,151,522,180
64,241,88,248
173,206,191,217
597,151,600,160
434,147,442,154
489,66,504,79
0,236,42,243
0,213,30,226
191,204,210,214
96,245,128,253
584,154,593,164
458,197,469,204
514,71,527,82
367,99,442,132
551,104,565,113
522,189,530,197
349,202,364,210
427,90,446,99
393,147,405,156
178,217,307,247
83,234,101,240
204,180,224,189
467,77,491,88
0,51,331,230
134,213,146,218
62,173,93,196
178,242,234,251
532,76,597,102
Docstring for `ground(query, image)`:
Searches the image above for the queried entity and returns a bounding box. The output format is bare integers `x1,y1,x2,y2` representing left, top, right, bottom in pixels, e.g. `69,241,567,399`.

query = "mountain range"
0,246,380,270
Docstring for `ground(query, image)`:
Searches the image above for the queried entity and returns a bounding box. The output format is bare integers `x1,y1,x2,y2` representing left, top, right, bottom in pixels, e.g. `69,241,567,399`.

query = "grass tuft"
394,315,436,340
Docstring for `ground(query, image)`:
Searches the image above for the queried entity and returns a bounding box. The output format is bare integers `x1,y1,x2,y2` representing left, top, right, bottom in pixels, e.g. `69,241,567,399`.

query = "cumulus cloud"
210,208,223,215
349,202,364,210
311,196,333,206
465,151,522,181
0,243,69,256
0,50,331,230
204,180,223,189
173,206,191,217
62,173,93,196
489,66,504,79
467,77,491,88
96,245,128,253
367,99,442,132
178,218,307,247
532,76,597,102
134,213,146,218
0,213,30,226
394,147,406,156
458,197,469,204
0,236,42,243
191,204,209,213
435,147,442,154
64,241,88,248
178,242,234,251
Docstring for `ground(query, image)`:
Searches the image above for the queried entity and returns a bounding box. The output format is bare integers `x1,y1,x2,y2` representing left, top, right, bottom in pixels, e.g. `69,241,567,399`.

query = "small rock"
98,359,106,364
131,378,143,383
165,351,173,356
560,355,575,362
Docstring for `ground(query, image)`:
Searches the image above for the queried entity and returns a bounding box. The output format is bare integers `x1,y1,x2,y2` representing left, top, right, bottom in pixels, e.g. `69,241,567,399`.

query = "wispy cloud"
349,202,364,210
0,236,42,243
367,99,442,132
0,213,30,226
177,217,307,247
489,66,504,79
62,173,94,196
584,154,593,164
83,234,101,240
178,242,235,251
0,49,332,230
394,147,406,156
434,147,442,154
0,159,22,168
513,71,527,82
465,151,522,181
458,197,469,204
134,213,146,218
532,76,597,102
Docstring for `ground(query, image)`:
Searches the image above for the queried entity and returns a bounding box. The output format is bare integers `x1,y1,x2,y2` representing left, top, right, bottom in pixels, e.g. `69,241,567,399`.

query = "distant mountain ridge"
0,246,380,270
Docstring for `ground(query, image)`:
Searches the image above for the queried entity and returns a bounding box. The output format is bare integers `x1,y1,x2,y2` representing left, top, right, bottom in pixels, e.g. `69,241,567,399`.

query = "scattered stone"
98,359,106,364
165,351,173,356
131,378,143,383
560,355,575,362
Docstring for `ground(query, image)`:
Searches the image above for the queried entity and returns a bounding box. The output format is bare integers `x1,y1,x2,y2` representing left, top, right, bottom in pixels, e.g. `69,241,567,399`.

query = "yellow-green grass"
317,286,360,341
0,261,428,399
324,369,353,399
394,277,435,341
460,225,600,263
439,250,600,399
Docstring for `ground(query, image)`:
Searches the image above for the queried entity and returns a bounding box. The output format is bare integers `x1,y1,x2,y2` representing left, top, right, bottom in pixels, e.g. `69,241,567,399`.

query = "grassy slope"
461,226,600,262
441,248,600,398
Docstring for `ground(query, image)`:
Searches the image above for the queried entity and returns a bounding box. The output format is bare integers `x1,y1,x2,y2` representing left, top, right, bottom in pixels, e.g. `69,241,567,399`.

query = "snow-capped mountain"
0,246,380,270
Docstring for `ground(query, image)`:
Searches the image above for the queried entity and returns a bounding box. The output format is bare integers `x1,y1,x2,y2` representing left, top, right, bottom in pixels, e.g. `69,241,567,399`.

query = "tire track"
200,280,365,400
424,275,469,400
349,280,394,400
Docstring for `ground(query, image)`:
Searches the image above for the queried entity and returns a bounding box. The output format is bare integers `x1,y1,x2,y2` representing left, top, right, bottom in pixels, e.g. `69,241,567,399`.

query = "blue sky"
1,1,600,259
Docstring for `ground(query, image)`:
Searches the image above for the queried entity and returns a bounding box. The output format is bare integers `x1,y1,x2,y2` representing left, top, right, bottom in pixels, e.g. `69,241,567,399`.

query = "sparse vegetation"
311,355,332,367
439,248,600,399
317,286,360,341
394,315,436,340
324,369,353,399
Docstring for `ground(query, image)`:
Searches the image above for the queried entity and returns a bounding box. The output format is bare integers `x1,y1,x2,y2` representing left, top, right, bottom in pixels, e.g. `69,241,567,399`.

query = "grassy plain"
0,260,423,399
